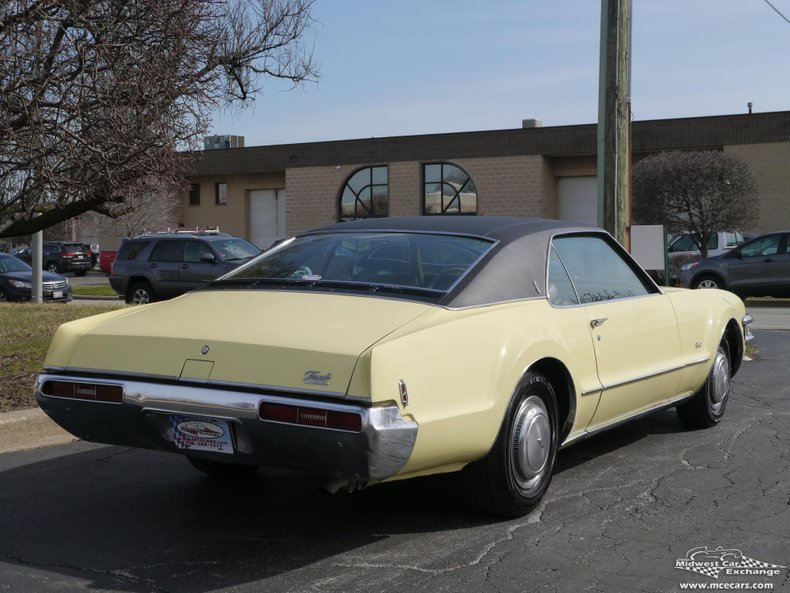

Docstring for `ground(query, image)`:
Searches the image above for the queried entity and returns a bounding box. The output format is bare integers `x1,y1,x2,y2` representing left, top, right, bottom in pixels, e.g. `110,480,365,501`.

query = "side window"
553,235,652,303
44,244,59,254
184,241,212,263
547,246,579,306
741,235,780,258
669,235,696,252
117,240,150,260
149,240,184,262
707,234,719,250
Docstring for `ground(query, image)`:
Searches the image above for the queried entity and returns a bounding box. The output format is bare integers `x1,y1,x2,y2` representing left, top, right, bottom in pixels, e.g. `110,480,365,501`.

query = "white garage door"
558,176,598,226
250,189,286,250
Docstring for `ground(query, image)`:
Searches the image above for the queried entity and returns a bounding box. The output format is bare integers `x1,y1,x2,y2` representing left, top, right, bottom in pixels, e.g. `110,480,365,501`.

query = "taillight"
259,402,362,432
41,380,123,403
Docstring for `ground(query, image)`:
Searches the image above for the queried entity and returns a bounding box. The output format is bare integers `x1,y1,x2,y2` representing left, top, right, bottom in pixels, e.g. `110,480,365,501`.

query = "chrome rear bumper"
35,373,417,485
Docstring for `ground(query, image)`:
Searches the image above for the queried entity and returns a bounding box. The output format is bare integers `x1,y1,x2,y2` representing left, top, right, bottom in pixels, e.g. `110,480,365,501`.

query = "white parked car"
668,232,744,281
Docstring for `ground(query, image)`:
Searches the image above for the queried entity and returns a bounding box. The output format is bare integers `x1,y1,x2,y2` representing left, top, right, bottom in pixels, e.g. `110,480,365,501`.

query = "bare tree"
0,0,317,238
94,183,179,239
632,151,758,258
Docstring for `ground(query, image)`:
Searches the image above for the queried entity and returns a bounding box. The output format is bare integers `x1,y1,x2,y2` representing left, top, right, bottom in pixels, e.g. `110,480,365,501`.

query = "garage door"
250,189,286,250
558,176,598,226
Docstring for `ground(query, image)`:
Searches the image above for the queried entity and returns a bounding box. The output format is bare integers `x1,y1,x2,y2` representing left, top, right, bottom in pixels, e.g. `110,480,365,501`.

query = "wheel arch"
527,357,576,444
723,318,744,377
693,271,726,289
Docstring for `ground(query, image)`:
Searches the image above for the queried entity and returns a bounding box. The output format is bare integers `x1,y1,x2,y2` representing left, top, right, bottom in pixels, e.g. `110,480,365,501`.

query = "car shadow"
0,408,690,592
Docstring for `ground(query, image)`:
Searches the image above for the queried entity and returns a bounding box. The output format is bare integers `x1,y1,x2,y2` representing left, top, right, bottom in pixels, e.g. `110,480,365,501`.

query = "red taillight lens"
259,402,362,432
42,380,123,403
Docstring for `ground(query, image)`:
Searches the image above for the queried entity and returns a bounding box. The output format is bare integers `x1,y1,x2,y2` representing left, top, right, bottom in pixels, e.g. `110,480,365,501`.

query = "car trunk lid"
59,290,432,397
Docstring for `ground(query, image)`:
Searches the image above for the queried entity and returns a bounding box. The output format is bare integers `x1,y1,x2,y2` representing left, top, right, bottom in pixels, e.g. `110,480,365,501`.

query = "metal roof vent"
521,119,543,128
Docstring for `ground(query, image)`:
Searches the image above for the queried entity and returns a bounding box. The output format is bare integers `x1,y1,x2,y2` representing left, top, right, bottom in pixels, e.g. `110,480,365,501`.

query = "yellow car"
35,217,752,517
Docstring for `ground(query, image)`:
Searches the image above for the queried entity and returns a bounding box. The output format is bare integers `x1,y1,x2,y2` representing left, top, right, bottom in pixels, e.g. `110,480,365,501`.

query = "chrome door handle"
590,318,608,329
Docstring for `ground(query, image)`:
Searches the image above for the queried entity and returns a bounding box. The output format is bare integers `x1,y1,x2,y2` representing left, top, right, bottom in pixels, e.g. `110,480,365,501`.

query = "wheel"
693,275,725,290
462,373,558,518
127,281,155,304
677,337,731,429
187,456,259,477
0,289,9,302
75,270,87,277
46,262,59,273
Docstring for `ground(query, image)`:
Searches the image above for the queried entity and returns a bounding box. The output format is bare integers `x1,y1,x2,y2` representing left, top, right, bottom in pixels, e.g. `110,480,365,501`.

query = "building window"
423,163,477,214
188,183,200,206
215,182,227,205
339,166,388,221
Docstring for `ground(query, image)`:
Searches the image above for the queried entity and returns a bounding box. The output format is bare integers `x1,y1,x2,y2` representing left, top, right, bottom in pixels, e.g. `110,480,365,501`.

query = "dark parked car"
110,232,260,304
0,253,72,303
679,231,790,297
17,242,92,276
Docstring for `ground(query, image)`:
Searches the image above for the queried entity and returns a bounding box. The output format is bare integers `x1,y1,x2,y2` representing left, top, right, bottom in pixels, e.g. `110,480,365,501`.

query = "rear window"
224,232,494,292
117,240,151,261
60,243,85,253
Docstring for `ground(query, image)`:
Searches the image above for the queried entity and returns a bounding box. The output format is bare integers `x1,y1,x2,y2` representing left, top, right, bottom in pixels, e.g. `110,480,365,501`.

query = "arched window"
339,166,388,221
423,163,477,214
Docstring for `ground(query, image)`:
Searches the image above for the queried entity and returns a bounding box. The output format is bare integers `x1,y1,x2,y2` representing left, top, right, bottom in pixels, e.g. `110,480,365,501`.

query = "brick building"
178,111,790,250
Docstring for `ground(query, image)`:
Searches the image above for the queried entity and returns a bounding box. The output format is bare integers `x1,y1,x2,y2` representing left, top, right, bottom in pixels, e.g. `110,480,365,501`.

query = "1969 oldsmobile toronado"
36,217,752,517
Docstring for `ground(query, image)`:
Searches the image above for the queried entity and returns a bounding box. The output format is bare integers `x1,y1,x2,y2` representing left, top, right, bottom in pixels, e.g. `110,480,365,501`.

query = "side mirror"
200,253,216,264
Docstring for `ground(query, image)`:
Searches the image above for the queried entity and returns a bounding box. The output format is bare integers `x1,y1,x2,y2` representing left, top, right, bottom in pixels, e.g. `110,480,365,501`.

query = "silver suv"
110,232,260,304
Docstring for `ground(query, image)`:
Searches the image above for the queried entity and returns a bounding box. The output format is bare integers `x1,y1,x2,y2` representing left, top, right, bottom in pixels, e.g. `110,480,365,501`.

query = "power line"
763,0,790,24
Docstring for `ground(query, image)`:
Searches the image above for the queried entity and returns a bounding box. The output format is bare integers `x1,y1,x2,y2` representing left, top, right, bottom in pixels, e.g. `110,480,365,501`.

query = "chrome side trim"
581,357,710,395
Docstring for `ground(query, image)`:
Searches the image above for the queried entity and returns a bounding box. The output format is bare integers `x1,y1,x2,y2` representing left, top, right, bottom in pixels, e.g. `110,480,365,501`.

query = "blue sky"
210,0,790,147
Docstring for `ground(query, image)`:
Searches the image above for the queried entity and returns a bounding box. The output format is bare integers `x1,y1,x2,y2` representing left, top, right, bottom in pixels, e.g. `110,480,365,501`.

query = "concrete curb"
0,407,76,454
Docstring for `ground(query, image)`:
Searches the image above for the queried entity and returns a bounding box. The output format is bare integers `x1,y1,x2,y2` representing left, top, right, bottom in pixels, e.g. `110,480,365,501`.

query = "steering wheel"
290,265,313,279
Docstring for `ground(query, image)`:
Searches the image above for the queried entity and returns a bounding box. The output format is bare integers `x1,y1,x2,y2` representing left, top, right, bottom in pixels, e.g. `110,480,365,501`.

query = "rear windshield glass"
222,232,494,292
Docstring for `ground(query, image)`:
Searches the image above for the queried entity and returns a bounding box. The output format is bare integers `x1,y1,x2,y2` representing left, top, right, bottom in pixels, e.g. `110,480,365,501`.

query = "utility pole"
597,0,632,248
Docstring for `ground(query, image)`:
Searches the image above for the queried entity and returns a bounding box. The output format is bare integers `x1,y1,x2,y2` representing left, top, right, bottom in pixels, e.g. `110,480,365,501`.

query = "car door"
727,233,782,295
553,235,683,431
147,239,184,298
178,240,220,291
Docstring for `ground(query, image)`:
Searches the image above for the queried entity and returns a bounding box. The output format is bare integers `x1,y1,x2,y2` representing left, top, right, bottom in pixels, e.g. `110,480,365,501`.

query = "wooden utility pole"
597,0,632,248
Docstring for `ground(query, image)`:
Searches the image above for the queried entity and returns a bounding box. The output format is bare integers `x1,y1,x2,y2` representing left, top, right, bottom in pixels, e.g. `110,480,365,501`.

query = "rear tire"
677,337,731,429
127,281,155,304
75,270,87,277
463,372,558,518
187,456,259,477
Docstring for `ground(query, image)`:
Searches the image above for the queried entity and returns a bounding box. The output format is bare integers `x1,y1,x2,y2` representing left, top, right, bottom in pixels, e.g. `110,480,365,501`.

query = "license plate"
170,415,234,454
52,291,63,299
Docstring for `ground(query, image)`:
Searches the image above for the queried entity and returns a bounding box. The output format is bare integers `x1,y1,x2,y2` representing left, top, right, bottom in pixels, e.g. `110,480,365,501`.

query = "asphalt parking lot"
1,327,788,593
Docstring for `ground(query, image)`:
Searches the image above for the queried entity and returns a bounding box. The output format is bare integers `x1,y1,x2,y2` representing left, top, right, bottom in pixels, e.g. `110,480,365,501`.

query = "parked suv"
18,241,93,276
110,232,261,304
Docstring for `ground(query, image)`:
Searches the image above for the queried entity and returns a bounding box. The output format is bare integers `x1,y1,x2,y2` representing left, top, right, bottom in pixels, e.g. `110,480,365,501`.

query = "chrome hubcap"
709,346,730,413
511,395,551,494
698,279,719,289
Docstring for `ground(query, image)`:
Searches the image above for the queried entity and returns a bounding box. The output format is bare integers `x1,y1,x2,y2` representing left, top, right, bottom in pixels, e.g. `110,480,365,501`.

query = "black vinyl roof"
309,216,602,308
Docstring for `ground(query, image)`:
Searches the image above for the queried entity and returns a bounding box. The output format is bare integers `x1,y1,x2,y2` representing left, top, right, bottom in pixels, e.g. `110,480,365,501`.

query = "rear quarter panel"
360,299,602,478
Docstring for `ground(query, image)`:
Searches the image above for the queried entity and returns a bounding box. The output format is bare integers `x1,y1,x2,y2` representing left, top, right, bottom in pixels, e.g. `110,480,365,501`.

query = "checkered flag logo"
675,546,786,580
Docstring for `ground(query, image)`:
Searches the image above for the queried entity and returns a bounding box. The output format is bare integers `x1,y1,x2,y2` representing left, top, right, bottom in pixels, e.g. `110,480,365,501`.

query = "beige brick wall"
181,173,285,240
725,143,790,233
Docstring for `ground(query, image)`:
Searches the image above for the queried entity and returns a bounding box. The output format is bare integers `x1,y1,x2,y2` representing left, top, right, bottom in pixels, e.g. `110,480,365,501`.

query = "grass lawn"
71,284,118,297
0,303,126,413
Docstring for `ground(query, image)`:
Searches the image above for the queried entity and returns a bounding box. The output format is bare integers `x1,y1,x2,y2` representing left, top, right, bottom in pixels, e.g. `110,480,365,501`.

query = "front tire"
677,338,731,429
693,275,725,290
463,373,558,518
